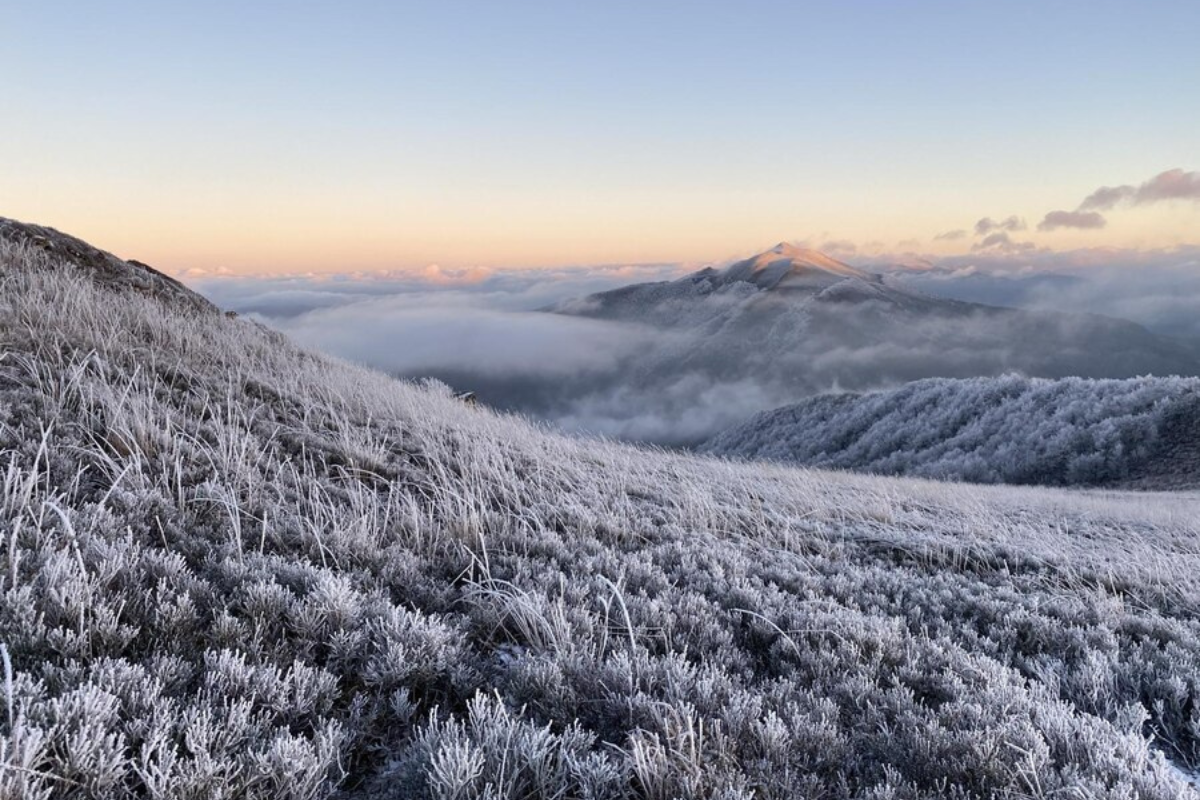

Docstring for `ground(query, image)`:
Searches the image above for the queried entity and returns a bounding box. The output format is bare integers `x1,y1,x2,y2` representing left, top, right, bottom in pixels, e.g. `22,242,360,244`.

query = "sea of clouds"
185,244,1200,444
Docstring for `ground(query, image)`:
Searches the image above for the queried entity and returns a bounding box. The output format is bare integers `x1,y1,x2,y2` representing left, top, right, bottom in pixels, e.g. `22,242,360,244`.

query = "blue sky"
3,1,1198,271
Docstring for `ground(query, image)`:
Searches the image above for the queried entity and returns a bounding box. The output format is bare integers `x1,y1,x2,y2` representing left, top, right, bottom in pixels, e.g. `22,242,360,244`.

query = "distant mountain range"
885,264,1200,346
552,243,1197,379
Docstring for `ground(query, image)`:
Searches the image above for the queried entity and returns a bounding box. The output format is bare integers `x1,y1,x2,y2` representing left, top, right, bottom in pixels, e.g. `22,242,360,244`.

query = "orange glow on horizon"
4,181,1197,277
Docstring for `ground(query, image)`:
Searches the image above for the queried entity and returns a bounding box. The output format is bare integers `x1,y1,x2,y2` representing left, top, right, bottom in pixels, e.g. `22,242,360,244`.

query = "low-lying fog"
188,245,1200,445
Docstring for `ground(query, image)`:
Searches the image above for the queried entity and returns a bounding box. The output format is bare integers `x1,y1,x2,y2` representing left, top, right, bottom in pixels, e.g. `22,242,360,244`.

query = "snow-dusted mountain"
702,375,1200,488
534,243,1200,443
549,242,923,325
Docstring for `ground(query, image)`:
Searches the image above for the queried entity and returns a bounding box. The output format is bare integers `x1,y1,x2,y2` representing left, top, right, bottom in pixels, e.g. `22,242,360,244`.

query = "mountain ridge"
0,215,217,313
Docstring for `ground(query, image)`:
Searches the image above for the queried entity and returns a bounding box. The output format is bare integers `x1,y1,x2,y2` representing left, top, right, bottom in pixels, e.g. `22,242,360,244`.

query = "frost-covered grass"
1,239,1200,798
702,375,1200,487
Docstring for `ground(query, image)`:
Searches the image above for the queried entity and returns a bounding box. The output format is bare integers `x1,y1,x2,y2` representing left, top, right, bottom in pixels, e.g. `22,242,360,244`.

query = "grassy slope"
1,238,1199,799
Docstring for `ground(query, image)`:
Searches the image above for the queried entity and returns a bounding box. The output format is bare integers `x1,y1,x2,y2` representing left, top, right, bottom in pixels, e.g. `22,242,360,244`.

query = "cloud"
1079,185,1135,212
971,232,1037,254
189,262,698,380
1135,168,1200,204
1079,168,1200,211
190,243,1200,447
279,302,655,378
1037,210,1107,231
820,239,858,256
934,229,967,241
189,262,688,318
547,375,785,443
882,244,1200,341
974,216,1026,236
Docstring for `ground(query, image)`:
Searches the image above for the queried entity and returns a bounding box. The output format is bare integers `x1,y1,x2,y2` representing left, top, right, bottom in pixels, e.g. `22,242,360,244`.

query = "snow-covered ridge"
702,375,1200,488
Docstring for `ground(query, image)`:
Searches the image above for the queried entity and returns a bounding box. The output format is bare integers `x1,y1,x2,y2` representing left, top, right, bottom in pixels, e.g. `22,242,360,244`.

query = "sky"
3,1,1199,274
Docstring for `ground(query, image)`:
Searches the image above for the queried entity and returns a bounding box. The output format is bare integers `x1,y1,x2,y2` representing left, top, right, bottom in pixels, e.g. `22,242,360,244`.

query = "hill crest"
0,216,217,313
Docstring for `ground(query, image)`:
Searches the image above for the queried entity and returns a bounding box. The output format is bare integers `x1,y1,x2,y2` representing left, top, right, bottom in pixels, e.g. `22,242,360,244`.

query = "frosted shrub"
384,693,626,800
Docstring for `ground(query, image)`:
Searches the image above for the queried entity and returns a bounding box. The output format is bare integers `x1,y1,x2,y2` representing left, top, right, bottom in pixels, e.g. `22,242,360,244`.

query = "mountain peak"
769,241,818,257
726,242,872,290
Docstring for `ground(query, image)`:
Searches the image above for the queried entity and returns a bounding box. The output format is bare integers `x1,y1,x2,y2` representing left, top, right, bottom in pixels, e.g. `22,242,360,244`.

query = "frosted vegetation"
1,238,1199,798
702,376,1200,487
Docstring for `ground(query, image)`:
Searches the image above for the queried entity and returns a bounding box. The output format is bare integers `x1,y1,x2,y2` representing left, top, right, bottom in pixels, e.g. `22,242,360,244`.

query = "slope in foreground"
1,225,1199,799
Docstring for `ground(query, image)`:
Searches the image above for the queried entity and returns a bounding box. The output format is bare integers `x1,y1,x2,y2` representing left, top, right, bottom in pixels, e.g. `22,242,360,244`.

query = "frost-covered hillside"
2,222,1200,798
701,376,1200,488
